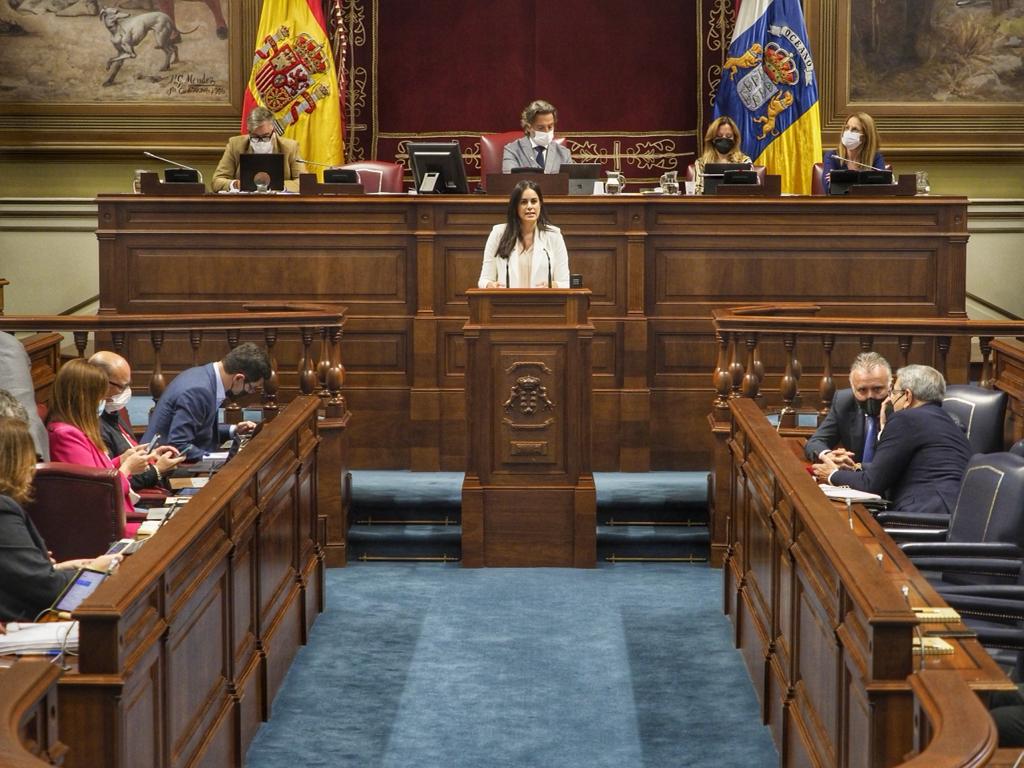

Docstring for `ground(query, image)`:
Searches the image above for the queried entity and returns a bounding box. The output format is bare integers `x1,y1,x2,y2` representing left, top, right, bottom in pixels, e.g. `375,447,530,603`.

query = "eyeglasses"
249,132,274,143
108,379,130,393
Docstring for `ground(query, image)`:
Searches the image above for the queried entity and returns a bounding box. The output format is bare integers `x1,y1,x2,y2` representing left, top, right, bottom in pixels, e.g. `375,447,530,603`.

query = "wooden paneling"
96,194,969,470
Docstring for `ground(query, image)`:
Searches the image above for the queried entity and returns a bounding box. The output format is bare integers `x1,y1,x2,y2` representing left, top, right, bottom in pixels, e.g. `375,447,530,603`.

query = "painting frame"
805,0,1024,155
0,0,261,151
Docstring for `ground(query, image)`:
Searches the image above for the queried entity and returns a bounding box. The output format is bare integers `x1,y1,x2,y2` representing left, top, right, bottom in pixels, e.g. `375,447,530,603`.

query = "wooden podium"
461,289,596,567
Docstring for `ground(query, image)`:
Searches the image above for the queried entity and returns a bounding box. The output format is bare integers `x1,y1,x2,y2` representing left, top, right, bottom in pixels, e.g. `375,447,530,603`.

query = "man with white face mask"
501,99,573,173
89,351,185,491
212,106,305,192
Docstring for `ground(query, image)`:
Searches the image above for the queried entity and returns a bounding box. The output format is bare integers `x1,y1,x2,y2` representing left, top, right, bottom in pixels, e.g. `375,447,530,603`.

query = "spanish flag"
242,0,344,172
713,0,821,195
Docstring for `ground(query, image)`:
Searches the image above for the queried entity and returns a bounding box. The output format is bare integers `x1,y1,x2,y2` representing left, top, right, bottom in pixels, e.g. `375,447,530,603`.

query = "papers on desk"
912,636,955,656
913,606,962,624
169,477,207,490
0,621,78,655
205,451,230,460
818,484,882,502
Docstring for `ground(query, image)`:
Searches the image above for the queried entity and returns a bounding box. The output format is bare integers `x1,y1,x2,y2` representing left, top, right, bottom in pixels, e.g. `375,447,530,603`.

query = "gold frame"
0,1,261,153
806,0,1024,155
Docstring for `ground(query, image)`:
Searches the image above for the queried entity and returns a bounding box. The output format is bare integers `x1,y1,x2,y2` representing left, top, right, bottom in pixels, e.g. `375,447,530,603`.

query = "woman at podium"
822,112,886,195
477,180,570,289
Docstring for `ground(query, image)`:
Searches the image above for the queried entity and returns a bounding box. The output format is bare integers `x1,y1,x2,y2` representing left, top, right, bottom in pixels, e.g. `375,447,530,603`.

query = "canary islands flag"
242,0,344,173
713,0,821,195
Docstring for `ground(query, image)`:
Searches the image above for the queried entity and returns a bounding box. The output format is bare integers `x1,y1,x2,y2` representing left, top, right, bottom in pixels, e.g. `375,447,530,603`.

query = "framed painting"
0,0,260,149
806,0,1024,153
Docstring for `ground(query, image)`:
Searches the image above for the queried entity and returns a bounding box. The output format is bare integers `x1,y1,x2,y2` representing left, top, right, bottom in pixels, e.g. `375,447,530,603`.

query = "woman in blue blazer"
822,112,886,195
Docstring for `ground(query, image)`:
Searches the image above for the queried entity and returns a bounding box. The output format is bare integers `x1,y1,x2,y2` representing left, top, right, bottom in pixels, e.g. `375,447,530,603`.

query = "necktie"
535,145,545,169
862,415,878,464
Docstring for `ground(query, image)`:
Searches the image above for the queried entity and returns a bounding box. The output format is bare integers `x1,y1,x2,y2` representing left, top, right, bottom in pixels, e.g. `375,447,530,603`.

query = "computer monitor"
829,169,893,196
702,162,752,195
239,153,285,192
164,167,201,183
323,168,359,184
407,142,469,194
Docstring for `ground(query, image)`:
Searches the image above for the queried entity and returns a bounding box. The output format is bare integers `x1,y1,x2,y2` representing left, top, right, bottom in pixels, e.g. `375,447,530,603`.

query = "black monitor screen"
702,162,752,195
239,153,285,191
407,142,468,194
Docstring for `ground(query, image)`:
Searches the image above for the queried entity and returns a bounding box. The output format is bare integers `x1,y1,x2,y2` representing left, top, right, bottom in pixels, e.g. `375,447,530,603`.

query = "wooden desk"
724,398,1009,767
96,193,968,471
0,661,66,767
56,396,324,768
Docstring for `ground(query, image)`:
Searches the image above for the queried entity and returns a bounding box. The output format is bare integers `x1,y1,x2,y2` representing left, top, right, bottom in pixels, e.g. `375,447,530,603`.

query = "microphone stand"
504,256,510,289
143,151,204,182
833,154,885,172
545,248,551,288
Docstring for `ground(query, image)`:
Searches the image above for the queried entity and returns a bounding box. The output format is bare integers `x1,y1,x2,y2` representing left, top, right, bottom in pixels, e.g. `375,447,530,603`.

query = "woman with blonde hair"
823,112,886,195
0,413,122,622
46,359,149,523
693,116,752,194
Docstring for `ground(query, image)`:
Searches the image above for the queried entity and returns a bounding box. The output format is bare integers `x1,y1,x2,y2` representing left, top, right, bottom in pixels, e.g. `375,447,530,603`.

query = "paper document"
818,485,882,502
0,621,78,654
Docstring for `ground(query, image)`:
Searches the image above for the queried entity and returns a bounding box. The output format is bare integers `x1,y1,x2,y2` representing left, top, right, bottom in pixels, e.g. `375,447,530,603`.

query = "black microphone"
143,151,204,182
544,248,551,288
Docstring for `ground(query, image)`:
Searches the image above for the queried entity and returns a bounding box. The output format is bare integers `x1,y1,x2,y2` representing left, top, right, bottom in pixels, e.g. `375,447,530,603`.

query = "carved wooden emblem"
502,375,554,416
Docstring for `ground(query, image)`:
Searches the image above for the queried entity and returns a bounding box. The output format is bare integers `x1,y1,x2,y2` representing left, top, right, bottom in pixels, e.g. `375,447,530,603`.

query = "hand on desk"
823,448,858,469
236,420,257,436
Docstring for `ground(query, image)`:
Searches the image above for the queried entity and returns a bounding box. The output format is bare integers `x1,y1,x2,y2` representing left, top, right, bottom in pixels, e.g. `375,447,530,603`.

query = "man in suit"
814,365,971,517
142,343,271,461
501,99,573,173
212,106,304,192
89,351,184,490
804,351,891,467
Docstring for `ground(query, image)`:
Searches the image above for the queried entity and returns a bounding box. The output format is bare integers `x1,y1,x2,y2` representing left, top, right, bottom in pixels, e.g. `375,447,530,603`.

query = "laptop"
239,153,285,191
702,162,752,194
560,163,603,195
50,568,109,615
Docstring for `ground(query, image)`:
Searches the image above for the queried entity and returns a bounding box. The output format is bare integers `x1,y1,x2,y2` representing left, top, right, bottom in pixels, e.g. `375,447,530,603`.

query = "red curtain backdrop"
339,1,736,184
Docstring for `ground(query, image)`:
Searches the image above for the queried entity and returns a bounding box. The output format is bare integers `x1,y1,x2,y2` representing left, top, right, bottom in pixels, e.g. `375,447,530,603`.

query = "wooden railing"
0,661,65,768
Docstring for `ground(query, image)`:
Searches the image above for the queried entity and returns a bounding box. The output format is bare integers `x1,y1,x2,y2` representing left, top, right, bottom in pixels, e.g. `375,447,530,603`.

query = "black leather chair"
24,462,126,562
894,452,1024,586
1011,438,1024,458
942,384,1007,455
936,566,1024,672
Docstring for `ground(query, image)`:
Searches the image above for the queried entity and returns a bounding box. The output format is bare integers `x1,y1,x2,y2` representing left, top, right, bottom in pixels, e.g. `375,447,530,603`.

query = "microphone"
296,157,336,168
143,151,204,182
544,248,551,288
832,154,885,172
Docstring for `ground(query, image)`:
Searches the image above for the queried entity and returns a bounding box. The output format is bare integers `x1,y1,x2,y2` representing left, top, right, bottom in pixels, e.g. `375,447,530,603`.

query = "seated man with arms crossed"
805,352,891,468
813,365,971,518
502,99,572,173
212,106,304,192
142,343,271,462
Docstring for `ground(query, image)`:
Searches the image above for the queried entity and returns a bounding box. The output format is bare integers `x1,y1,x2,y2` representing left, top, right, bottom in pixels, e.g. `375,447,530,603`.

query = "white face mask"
841,130,863,150
105,387,132,413
532,130,554,148
250,138,274,154
97,401,106,417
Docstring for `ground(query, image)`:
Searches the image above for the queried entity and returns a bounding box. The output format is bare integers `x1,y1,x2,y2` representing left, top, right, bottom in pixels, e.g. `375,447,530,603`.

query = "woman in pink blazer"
46,359,149,534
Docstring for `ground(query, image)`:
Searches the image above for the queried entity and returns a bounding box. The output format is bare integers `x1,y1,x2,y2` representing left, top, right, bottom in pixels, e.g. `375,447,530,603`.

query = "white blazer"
477,223,571,289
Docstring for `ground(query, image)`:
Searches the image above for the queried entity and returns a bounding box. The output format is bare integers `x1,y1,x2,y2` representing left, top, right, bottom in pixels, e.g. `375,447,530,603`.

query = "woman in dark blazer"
822,112,886,195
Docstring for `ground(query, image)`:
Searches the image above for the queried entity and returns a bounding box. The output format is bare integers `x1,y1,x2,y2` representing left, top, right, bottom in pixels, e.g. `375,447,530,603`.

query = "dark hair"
222,343,272,383
496,180,552,260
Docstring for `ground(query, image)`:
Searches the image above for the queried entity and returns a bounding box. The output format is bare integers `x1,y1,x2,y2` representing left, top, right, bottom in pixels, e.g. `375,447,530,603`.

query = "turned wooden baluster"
898,335,913,370
779,333,798,428
741,333,760,398
298,326,318,395
149,330,166,402
325,325,346,418
728,332,744,399
713,331,732,415
189,329,203,368
316,327,331,396
818,334,835,422
111,331,126,358
262,327,280,420
859,334,873,353
979,336,994,388
73,331,88,358
222,329,243,424
935,335,951,379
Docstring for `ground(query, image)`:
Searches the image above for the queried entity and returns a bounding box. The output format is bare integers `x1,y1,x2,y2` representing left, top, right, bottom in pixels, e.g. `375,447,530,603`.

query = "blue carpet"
245,565,777,767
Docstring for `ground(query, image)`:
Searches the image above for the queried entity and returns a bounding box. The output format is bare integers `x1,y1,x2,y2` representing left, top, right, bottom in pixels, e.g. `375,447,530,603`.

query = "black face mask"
857,397,883,417
712,137,735,155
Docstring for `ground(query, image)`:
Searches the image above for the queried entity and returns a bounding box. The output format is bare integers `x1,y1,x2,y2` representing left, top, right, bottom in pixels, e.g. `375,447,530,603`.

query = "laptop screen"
239,153,286,191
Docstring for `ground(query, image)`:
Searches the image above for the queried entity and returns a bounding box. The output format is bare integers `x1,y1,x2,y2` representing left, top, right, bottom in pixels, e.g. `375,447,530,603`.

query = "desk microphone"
143,151,204,182
832,155,885,172
544,248,551,288
296,157,336,168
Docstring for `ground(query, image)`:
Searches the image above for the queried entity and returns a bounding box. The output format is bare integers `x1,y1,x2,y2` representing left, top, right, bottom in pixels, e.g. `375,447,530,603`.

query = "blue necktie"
862,415,878,464
535,145,545,169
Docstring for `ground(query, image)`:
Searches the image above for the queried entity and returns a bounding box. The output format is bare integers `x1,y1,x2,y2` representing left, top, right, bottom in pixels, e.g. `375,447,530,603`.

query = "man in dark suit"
804,351,891,467
501,99,573,173
142,343,271,461
814,365,972,517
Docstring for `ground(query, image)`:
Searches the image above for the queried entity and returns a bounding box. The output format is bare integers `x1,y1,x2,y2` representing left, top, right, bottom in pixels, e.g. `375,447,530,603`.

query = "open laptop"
239,153,285,191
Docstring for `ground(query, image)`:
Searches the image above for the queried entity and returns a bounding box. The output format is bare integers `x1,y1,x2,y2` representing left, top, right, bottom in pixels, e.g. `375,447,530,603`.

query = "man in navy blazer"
805,352,891,466
502,99,573,173
142,343,271,461
814,365,971,518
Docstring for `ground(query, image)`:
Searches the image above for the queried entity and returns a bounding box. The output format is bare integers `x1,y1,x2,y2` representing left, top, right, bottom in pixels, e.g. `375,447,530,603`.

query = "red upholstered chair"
479,131,525,191
340,161,404,193
24,462,126,562
811,163,825,195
